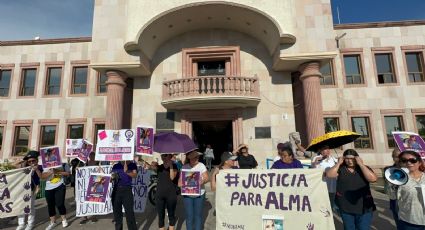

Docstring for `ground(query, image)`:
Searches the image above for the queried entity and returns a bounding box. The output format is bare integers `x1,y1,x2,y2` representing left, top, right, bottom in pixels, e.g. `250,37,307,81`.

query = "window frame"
92,119,106,148
0,64,15,98
371,47,399,86
69,61,90,96
340,49,367,87
18,63,40,98
380,110,405,149
348,112,375,151
323,116,341,133
96,72,107,95
0,120,6,159
38,119,59,149
401,46,425,85
66,118,86,140
11,120,33,156
319,60,337,88
412,109,425,140
43,62,64,97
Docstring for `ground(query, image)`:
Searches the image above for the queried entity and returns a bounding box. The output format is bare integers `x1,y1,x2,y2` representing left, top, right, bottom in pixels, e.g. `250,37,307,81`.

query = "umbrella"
306,130,361,152
153,132,198,154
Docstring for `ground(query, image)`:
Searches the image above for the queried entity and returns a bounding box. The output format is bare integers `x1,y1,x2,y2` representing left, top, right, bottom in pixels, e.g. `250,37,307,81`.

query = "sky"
0,0,424,41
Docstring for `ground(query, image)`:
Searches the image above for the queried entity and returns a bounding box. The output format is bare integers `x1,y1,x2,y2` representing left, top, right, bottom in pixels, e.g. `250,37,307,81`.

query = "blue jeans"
390,199,400,229
398,220,425,230
340,211,373,230
183,194,205,230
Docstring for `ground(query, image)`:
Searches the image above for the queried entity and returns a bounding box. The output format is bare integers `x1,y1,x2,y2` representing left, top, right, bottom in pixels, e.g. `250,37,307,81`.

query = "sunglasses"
27,159,37,163
400,158,419,164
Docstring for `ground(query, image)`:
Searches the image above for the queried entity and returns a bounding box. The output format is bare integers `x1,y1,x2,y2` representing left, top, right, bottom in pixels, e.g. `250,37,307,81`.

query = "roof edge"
334,20,425,30
0,37,92,46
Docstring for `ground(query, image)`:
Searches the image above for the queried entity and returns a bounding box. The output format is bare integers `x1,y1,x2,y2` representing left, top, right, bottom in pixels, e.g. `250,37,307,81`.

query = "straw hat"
234,144,248,153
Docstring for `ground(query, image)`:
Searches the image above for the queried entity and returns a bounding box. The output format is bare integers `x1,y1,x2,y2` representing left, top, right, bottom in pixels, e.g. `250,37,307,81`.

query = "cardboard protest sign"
132,166,150,213
181,170,201,196
40,146,62,169
66,139,93,162
0,167,32,218
95,129,135,161
393,131,425,158
85,173,111,204
76,166,113,216
216,169,335,230
136,126,154,156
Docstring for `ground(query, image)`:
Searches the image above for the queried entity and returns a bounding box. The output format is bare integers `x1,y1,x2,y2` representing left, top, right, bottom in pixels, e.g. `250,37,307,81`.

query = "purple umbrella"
153,132,198,154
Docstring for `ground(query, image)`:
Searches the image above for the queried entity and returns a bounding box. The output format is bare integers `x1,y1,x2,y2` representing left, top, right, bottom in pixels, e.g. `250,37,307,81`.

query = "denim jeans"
183,194,205,230
398,220,425,230
340,210,373,230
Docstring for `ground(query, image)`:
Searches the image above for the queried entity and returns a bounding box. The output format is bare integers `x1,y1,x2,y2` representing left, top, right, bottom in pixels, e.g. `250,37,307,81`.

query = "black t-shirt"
237,154,258,169
156,163,179,195
335,165,376,214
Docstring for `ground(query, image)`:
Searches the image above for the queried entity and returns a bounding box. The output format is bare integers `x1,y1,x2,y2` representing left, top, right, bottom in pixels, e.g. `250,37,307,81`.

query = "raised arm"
355,157,378,183
326,157,344,178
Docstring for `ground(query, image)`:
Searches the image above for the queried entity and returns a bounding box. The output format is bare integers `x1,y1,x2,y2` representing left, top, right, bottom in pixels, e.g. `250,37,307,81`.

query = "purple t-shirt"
271,159,303,169
112,162,137,187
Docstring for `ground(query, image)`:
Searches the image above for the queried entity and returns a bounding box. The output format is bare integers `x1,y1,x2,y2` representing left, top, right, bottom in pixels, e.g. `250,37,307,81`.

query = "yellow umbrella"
306,130,361,152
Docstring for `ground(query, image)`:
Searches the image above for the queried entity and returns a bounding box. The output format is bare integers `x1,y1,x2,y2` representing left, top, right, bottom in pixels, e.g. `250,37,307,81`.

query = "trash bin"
36,180,46,199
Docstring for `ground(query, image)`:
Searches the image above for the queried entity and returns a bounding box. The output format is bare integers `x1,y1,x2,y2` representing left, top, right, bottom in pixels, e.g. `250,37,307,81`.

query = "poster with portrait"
84,173,111,204
66,139,93,162
262,215,284,230
393,131,425,158
40,146,62,169
181,169,201,196
95,129,135,161
136,125,154,156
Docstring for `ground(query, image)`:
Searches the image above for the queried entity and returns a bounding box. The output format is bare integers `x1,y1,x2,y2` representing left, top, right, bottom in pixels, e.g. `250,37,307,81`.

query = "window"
343,55,364,84
351,117,373,149
98,72,107,94
20,68,37,96
39,125,56,148
71,67,88,94
405,52,425,82
197,61,226,76
0,70,12,97
13,126,31,156
67,124,84,139
0,126,4,151
320,61,334,85
255,127,271,139
45,67,62,95
415,115,425,139
93,123,105,146
384,116,404,148
375,53,396,84
324,117,340,133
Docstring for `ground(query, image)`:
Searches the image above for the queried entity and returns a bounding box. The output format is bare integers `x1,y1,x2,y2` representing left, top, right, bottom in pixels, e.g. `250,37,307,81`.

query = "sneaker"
79,218,89,225
62,220,68,228
16,225,25,230
45,222,55,230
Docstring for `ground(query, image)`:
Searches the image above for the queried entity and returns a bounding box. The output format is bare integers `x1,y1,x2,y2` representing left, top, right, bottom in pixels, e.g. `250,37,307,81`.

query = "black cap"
221,152,237,163
23,150,39,160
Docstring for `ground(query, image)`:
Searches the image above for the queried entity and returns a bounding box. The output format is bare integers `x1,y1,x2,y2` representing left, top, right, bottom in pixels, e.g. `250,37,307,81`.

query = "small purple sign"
85,173,111,204
40,146,62,170
393,131,425,158
136,126,154,156
181,170,201,196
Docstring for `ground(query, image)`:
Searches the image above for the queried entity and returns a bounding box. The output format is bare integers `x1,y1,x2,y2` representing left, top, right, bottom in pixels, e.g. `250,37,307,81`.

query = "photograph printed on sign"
66,139,93,162
181,169,201,196
136,126,154,156
393,131,425,158
40,146,62,169
262,215,284,230
85,173,111,204
95,129,135,161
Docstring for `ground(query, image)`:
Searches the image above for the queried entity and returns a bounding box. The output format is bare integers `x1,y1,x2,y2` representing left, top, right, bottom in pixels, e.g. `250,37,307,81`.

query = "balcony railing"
162,76,259,100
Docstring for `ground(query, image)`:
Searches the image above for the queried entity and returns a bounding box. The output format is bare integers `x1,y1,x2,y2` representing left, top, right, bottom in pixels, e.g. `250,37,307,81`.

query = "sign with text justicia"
216,169,335,230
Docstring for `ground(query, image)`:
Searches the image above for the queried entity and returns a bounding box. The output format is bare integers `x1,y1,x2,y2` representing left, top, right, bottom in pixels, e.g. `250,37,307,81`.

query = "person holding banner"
111,161,138,230
210,152,238,191
271,146,303,169
327,149,377,230
396,150,425,230
41,162,71,229
179,150,209,230
16,151,42,230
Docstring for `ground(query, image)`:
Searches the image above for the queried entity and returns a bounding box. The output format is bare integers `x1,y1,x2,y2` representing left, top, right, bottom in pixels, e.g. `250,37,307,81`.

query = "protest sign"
132,166,150,213
85,173,111,204
66,139,93,162
0,167,32,218
76,166,113,216
181,170,201,196
393,131,425,158
95,129,135,161
216,169,335,230
136,126,154,156
40,146,62,169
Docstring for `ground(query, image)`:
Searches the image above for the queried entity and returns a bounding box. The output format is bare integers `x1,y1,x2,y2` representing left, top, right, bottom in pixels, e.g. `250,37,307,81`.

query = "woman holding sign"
396,151,425,230
179,150,209,230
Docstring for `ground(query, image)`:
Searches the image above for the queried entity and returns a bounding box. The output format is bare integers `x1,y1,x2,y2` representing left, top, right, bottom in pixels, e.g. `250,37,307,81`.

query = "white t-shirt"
182,162,207,196
312,156,337,193
45,164,70,190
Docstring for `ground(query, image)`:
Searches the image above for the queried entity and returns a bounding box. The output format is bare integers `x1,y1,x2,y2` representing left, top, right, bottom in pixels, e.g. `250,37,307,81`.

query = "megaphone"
384,167,409,186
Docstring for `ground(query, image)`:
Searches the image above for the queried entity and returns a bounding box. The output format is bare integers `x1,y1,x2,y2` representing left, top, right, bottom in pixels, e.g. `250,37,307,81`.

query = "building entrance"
192,120,233,165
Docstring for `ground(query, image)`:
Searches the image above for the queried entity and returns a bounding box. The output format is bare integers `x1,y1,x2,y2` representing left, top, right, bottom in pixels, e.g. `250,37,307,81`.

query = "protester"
111,161,138,230
327,149,377,230
204,144,214,171
41,161,71,229
271,147,303,169
273,142,292,162
210,152,238,191
234,144,258,169
383,148,401,229
147,154,179,230
79,152,99,225
179,150,209,230
396,150,425,230
311,145,337,210
16,151,42,230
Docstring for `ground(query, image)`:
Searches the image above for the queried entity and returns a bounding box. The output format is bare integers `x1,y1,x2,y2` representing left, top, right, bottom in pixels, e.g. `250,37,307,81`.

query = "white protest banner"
136,126,154,156
132,166,150,213
95,129,135,161
76,166,113,216
0,167,32,218
216,169,335,230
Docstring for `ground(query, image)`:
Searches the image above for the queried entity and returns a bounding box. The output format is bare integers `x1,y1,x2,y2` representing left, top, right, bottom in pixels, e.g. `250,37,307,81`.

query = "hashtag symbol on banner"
224,173,239,187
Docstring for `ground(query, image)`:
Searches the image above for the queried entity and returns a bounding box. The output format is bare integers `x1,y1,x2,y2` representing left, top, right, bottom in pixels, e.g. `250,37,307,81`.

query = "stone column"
299,62,325,144
105,70,127,130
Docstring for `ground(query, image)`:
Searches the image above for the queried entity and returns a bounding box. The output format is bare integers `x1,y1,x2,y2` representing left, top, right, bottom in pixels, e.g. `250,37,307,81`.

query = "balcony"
162,76,260,109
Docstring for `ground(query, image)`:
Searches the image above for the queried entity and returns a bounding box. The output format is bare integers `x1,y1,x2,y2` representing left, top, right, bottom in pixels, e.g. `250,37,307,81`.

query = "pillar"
105,70,127,130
